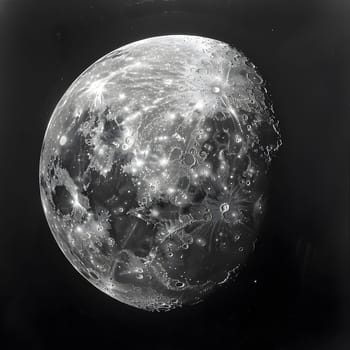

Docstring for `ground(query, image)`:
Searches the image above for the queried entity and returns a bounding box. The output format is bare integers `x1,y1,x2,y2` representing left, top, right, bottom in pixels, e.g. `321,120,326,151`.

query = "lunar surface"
39,35,281,311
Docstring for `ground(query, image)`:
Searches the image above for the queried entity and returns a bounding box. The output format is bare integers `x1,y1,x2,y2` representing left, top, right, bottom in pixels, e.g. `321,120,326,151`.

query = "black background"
0,0,349,349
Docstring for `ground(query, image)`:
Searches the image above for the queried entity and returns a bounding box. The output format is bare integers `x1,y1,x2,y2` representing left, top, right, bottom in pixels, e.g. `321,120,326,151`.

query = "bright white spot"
167,187,175,194
85,75,114,106
159,158,168,167
157,135,168,141
87,80,105,94
194,100,204,110
74,108,82,118
153,97,163,104
140,148,149,156
119,93,126,100
196,237,206,247
201,168,210,176
212,86,221,93
75,225,83,233
163,79,173,85
59,135,67,146
151,209,160,217
135,158,144,167
72,192,83,209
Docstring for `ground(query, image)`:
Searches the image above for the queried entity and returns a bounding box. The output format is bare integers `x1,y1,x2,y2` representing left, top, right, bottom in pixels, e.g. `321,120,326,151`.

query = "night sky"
0,0,348,349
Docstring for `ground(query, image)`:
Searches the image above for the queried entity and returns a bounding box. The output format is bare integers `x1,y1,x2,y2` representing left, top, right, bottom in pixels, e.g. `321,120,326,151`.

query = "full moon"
39,35,281,311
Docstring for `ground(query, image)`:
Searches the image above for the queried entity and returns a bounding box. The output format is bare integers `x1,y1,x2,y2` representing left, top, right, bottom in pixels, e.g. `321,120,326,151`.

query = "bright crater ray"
39,35,281,311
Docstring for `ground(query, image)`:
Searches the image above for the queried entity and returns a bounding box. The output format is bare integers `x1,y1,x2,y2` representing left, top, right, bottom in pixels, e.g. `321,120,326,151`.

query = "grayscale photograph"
0,1,348,349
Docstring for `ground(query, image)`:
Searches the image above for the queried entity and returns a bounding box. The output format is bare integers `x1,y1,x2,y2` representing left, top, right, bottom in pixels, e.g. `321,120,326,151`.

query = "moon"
39,35,281,311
